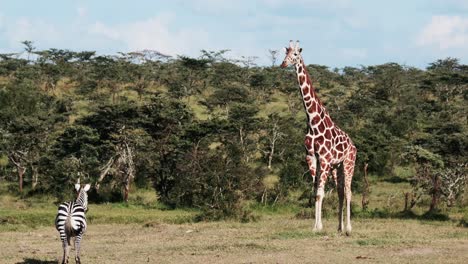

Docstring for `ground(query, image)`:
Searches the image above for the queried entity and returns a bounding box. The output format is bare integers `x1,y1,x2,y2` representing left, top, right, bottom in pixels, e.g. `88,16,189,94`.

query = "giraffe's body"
281,41,356,234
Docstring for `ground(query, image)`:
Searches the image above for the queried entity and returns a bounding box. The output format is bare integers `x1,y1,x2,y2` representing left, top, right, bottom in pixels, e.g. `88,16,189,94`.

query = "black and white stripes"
55,183,90,264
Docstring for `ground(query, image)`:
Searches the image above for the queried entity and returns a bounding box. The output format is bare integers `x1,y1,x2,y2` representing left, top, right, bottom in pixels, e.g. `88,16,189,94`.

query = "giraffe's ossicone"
281,40,357,235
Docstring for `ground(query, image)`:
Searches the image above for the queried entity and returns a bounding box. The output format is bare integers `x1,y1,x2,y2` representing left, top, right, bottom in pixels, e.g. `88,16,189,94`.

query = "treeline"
0,42,466,217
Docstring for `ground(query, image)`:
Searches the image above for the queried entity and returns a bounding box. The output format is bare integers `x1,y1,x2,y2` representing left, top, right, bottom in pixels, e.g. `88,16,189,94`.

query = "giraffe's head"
280,40,303,68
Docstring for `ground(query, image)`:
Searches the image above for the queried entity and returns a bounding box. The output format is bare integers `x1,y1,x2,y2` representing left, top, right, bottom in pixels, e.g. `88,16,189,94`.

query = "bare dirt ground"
1,217,467,264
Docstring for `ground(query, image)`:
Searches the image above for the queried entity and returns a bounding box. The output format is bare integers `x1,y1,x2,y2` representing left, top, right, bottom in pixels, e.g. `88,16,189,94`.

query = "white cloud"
342,15,368,30
260,0,351,9
181,0,351,16
90,22,120,39
88,14,212,56
436,0,468,10
5,17,61,48
0,12,212,58
339,48,367,60
184,0,242,12
242,13,315,28
417,15,468,50
77,7,87,18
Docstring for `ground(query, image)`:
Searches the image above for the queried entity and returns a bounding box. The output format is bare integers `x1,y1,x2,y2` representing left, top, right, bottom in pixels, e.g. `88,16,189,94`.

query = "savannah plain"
1,182,467,264
0,38,467,264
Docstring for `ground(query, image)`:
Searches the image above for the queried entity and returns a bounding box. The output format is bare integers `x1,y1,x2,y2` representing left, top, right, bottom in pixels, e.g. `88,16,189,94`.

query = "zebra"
55,183,91,264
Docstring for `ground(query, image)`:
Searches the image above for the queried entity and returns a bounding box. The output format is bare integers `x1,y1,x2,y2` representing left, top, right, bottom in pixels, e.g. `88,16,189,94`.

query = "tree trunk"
31,165,39,190
267,149,274,170
123,179,130,203
18,166,25,193
404,192,409,211
239,127,249,163
122,141,135,203
267,122,281,170
9,154,26,193
429,174,440,212
362,162,370,211
404,192,418,211
96,156,116,191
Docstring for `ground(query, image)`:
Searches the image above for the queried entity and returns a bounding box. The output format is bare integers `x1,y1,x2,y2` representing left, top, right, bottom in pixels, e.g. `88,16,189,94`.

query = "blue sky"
0,0,467,68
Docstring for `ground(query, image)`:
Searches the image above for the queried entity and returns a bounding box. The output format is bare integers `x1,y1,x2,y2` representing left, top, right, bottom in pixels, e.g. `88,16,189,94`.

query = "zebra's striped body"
55,184,90,264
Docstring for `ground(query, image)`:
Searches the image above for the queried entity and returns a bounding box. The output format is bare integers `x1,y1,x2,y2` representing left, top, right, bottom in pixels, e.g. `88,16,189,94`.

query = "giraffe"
281,40,357,235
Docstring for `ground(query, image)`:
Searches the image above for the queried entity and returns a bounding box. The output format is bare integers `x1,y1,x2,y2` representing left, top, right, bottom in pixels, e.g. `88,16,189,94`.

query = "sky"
0,0,467,68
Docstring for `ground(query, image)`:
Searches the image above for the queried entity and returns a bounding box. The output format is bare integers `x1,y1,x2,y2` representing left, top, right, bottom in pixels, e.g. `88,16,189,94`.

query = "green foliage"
0,44,467,220
405,146,444,168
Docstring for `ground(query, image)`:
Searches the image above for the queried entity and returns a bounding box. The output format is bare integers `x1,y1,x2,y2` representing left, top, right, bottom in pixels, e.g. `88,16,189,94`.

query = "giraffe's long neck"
295,59,326,127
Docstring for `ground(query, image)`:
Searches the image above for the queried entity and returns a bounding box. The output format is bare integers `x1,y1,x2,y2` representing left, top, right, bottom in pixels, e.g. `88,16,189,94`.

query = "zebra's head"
75,183,91,212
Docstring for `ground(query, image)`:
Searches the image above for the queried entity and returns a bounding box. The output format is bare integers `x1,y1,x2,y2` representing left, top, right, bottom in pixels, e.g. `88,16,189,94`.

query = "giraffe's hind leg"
343,147,357,236
306,154,317,183
336,164,345,233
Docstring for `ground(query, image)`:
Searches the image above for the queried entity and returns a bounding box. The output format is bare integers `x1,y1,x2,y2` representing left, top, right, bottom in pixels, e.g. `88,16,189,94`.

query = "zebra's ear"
83,184,91,192
75,184,81,192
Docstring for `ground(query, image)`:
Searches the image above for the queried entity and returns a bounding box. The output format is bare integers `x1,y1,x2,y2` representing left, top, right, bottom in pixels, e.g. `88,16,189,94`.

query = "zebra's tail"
64,214,74,240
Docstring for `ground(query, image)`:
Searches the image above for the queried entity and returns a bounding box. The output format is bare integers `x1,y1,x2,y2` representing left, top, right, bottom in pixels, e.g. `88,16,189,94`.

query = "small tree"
96,126,136,203
406,146,444,212
267,49,279,67
439,163,467,207
21,40,35,62
259,113,286,170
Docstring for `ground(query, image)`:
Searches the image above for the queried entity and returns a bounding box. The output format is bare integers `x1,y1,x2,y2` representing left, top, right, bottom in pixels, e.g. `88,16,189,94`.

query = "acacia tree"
34,49,75,91
0,75,69,193
7,151,27,193
88,55,127,103
438,163,467,207
267,49,279,67
43,125,101,199
228,103,260,163
21,40,36,62
96,127,136,203
406,146,444,212
259,113,287,170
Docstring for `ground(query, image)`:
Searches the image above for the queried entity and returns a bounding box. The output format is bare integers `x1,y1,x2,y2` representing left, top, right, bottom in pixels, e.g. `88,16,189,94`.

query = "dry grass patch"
2,216,466,264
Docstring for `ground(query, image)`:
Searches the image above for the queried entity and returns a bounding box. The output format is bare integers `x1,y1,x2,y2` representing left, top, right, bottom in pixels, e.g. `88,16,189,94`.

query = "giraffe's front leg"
314,160,330,232
313,185,325,232
304,134,316,182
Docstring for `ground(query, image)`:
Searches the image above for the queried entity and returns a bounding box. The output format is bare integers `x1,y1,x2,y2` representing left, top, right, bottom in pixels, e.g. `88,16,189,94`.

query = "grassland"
2,215,467,264
1,180,467,264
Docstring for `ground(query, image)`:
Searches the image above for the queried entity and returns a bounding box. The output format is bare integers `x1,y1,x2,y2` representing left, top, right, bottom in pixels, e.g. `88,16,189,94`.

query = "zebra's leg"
61,239,66,264
75,234,82,264
61,237,71,264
